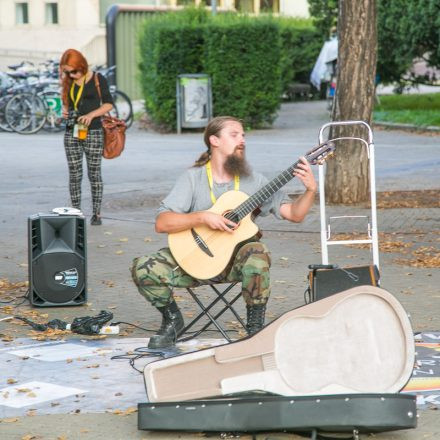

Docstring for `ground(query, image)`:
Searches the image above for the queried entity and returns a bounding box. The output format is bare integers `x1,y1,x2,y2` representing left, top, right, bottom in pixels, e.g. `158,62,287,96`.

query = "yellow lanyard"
69,77,85,111
206,160,239,205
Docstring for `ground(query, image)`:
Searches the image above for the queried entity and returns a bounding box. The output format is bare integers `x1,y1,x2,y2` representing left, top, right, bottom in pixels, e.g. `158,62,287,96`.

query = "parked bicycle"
97,65,133,128
0,61,133,134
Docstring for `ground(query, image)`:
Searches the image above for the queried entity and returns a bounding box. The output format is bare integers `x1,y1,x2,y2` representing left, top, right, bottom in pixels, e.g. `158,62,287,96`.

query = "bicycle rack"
317,120,380,269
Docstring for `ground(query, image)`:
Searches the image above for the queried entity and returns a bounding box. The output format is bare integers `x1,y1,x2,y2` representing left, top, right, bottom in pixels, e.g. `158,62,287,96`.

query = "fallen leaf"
115,250,124,255
119,238,128,242
113,407,137,416
7,378,17,384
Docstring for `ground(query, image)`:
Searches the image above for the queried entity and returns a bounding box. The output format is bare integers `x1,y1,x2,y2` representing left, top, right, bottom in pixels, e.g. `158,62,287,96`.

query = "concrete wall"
280,0,309,17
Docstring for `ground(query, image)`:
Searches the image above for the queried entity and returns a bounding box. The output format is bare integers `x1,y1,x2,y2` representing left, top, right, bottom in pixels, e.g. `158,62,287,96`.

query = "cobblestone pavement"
0,101,439,439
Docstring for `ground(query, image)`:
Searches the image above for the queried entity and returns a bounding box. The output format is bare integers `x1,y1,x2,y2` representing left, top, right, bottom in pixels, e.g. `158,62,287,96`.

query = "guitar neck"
232,161,300,221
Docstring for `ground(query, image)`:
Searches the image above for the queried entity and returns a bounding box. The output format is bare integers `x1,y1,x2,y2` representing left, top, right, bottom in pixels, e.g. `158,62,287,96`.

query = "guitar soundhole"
223,210,240,229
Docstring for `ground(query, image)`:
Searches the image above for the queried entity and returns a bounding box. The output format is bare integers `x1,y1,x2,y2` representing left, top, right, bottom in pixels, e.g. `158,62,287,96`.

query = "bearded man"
131,116,317,349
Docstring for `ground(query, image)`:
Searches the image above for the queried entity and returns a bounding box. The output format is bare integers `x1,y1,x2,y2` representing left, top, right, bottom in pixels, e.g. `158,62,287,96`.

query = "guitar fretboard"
227,161,300,222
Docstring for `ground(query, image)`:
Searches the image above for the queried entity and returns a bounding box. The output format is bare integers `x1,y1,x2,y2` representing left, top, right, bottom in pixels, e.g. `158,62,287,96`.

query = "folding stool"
177,282,247,343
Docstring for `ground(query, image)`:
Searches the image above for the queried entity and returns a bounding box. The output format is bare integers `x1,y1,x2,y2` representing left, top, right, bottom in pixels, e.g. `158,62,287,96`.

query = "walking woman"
60,49,113,225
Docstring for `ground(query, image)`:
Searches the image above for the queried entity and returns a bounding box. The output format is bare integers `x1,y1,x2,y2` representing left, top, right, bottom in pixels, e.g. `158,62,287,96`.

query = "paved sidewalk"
0,101,439,439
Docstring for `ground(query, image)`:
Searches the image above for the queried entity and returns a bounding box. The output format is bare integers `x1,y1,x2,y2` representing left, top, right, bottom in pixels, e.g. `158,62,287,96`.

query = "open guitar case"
138,285,416,438
138,123,417,438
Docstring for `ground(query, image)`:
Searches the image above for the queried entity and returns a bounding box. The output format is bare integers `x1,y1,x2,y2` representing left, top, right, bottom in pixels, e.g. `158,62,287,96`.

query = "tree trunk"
325,0,377,204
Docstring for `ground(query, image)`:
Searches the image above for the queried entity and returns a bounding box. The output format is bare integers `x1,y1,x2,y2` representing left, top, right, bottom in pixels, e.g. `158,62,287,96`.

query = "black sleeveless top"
68,72,113,130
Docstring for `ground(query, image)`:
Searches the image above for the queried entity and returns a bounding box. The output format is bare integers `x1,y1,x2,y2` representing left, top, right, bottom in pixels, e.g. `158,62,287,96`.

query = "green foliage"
138,8,208,129
308,0,440,85
307,0,338,39
377,0,417,84
203,15,282,127
378,0,440,84
278,17,324,92
138,9,323,130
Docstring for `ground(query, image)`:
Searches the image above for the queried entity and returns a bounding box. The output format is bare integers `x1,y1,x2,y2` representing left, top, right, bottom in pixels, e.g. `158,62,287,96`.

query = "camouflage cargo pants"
131,241,271,308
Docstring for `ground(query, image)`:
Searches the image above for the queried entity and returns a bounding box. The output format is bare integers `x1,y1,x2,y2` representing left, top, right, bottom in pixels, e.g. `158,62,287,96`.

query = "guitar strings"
231,168,296,221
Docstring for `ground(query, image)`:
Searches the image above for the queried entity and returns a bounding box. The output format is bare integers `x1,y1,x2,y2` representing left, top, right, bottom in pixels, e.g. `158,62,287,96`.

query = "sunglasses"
63,69,79,76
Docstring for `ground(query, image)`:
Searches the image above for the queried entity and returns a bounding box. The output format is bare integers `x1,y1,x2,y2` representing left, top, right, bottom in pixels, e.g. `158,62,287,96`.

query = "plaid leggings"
64,128,104,215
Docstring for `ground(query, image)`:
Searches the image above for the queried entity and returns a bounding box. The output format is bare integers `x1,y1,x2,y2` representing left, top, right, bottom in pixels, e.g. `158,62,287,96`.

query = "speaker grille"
31,220,41,257
32,252,85,304
77,220,85,251
28,214,87,306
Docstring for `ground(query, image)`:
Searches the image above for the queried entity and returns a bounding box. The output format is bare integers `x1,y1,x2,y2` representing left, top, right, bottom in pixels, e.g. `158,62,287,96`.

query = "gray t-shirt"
157,166,292,220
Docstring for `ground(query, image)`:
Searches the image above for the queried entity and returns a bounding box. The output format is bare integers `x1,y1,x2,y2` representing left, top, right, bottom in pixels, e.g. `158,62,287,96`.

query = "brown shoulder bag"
94,73,126,159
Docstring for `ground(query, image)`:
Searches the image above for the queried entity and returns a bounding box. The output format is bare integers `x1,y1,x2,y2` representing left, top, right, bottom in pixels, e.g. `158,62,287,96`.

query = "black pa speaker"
28,213,87,306
306,264,380,303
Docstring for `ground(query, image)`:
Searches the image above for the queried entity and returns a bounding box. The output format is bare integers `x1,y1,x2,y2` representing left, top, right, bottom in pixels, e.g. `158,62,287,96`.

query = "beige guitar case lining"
144,286,414,403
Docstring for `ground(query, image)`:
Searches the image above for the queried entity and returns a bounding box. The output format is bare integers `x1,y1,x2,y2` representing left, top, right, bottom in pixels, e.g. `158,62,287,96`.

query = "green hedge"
138,9,320,131
279,18,324,92
138,8,207,129
203,16,282,128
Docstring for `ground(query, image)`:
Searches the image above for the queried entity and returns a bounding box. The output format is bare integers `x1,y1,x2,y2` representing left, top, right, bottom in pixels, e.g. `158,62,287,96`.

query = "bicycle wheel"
0,95,13,132
41,90,65,132
5,93,46,134
110,90,133,128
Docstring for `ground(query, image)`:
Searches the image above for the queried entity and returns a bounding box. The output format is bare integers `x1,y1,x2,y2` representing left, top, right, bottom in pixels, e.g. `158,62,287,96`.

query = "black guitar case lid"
138,393,417,434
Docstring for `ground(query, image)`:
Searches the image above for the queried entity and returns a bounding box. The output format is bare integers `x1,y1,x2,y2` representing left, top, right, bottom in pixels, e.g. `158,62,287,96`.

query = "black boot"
148,301,184,349
246,303,266,335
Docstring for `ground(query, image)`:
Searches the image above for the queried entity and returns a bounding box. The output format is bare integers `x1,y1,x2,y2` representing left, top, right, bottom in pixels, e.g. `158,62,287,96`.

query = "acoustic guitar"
169,142,335,280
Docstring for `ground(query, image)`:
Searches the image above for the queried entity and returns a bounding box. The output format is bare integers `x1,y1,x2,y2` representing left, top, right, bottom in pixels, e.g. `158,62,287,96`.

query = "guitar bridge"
191,229,214,257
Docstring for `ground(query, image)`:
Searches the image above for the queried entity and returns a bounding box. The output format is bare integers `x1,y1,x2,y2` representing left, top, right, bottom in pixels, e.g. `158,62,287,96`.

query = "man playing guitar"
131,116,318,349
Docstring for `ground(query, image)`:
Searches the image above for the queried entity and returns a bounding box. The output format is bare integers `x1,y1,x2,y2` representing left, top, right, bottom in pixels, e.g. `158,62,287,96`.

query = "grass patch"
374,109,440,127
374,93,440,127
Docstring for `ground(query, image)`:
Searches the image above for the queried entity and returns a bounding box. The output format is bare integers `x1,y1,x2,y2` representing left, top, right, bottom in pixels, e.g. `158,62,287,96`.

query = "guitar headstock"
305,141,336,165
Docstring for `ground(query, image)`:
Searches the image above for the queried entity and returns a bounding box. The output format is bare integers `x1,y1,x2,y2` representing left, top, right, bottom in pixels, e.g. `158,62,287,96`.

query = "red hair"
59,49,89,107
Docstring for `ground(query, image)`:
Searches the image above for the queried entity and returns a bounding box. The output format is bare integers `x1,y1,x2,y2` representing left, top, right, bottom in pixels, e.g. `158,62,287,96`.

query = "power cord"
0,289,30,306
111,346,168,373
13,310,114,335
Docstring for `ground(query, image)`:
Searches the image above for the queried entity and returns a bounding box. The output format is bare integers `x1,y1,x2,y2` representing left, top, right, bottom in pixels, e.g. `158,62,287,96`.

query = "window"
45,3,59,24
16,2,29,24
